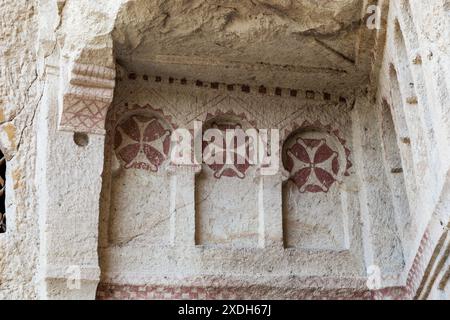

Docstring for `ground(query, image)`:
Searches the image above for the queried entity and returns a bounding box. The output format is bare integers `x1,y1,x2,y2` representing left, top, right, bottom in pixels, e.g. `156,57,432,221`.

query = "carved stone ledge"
253,166,290,181
166,163,202,175
59,63,116,135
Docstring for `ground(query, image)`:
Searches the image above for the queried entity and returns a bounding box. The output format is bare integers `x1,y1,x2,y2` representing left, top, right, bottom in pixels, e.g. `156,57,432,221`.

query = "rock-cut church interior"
0,0,449,300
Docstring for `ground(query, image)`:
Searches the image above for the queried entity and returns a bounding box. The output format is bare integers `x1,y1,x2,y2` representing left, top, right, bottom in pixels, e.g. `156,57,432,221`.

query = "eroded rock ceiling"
113,0,377,92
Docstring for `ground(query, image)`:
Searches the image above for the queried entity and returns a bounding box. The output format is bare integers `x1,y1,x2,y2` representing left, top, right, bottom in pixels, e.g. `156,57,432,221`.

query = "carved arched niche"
282,123,351,251
195,114,259,248
106,109,173,246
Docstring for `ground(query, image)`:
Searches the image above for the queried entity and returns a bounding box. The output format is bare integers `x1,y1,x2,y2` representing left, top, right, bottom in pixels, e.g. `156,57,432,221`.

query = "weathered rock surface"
0,0,449,300
0,0,41,299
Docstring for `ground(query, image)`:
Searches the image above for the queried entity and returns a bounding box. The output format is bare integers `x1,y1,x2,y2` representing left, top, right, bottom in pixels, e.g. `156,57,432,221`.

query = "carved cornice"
121,72,351,104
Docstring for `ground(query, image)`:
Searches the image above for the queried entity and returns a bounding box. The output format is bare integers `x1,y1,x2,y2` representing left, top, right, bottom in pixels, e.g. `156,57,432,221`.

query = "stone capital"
59,62,116,135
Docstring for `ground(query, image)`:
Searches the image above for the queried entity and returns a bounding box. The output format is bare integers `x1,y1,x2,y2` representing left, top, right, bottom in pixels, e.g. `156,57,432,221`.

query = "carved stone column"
167,164,202,246
256,167,289,248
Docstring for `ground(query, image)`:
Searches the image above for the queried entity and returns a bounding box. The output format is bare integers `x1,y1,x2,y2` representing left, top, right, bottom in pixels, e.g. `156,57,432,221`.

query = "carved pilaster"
255,167,289,248
167,164,202,246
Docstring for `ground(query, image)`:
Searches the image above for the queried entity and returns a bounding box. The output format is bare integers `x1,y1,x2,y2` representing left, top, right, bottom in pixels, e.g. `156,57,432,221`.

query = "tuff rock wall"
0,0,41,299
0,0,448,300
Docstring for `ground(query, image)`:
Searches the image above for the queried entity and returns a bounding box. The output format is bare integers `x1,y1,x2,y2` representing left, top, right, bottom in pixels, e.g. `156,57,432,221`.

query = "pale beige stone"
0,0,449,300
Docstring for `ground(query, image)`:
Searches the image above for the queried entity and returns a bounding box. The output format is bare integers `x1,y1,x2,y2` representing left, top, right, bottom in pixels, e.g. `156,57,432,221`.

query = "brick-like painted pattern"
374,229,434,300
96,283,373,300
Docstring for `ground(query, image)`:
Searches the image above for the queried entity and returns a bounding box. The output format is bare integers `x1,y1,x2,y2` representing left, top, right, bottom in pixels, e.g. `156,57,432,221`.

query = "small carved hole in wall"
306,90,315,99
0,150,6,233
401,137,411,145
73,132,89,147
